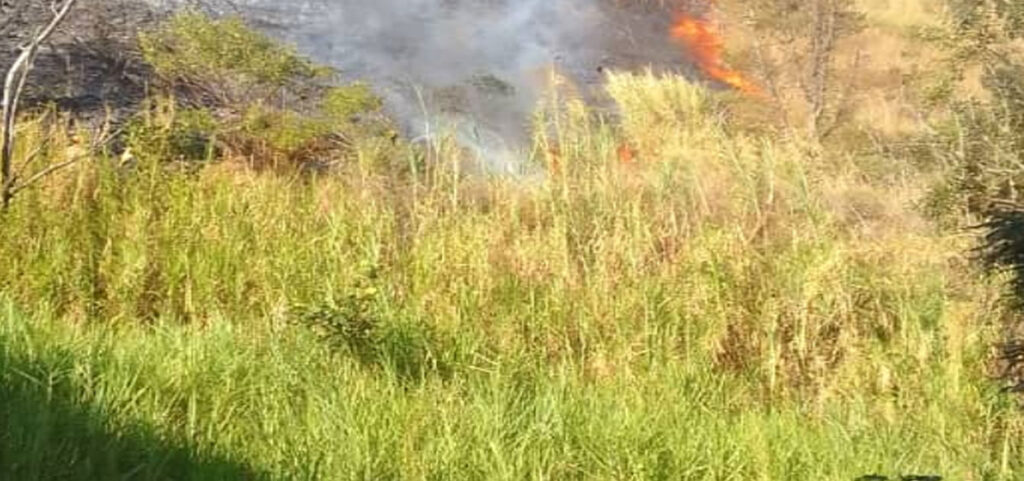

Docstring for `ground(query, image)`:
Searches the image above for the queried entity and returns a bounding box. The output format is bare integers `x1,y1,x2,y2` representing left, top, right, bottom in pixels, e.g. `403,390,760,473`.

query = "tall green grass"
2,304,1019,480
0,72,1021,479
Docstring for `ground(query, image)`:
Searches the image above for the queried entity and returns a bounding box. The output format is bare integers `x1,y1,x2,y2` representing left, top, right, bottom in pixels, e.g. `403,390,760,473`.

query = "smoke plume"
152,0,694,171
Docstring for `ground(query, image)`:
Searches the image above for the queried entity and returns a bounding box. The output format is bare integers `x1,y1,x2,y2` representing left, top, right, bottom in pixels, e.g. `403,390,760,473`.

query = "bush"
921,0,1024,218
139,11,328,105
135,12,397,172
294,287,456,383
124,96,219,165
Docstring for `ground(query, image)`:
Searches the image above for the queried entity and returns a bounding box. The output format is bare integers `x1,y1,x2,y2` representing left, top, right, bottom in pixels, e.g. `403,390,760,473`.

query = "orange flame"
670,5,761,96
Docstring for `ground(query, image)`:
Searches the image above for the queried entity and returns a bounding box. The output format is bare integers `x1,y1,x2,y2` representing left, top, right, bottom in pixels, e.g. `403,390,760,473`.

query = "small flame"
617,143,635,164
670,4,761,96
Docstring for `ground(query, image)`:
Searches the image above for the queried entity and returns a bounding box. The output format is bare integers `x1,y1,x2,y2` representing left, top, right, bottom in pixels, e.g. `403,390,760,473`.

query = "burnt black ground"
0,1,160,125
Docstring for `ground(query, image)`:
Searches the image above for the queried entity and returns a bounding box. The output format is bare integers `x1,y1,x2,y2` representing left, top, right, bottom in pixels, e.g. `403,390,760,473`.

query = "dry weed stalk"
1,0,78,208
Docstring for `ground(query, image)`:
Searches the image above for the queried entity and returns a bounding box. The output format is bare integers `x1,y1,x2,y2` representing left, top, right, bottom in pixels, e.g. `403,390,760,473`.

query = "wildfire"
670,4,761,96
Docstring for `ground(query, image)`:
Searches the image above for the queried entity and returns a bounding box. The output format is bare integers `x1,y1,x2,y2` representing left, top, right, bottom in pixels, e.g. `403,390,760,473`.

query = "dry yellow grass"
707,0,948,137
857,0,941,29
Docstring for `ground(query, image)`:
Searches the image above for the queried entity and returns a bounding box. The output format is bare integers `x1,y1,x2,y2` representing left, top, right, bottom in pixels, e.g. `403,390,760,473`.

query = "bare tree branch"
1,0,78,207
9,117,120,197
806,0,838,137
10,155,79,195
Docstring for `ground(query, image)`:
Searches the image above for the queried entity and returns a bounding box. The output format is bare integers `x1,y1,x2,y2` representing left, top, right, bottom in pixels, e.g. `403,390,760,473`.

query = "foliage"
294,276,456,382
910,0,1024,218
135,12,396,171
139,11,328,104
323,83,384,120
912,0,1024,395
124,96,219,164
976,205,1024,306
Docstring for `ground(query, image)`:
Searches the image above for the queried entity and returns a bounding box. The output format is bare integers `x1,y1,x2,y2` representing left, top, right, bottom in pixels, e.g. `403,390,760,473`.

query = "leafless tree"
0,0,84,208
802,0,864,139
741,0,864,140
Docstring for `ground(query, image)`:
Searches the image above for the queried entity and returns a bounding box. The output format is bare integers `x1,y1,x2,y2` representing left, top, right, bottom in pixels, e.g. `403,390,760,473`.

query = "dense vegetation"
1,2,1024,480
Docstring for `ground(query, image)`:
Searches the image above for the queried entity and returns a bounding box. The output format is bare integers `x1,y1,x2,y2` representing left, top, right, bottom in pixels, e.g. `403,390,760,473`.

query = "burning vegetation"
4,2,1024,480
669,1,761,95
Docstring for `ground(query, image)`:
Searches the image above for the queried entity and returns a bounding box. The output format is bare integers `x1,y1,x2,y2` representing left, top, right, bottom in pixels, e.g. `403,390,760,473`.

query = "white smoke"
150,0,689,172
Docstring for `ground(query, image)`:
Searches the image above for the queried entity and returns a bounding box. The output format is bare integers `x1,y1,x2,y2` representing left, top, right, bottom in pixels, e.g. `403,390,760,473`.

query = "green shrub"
124,96,218,164
323,83,384,121
929,64,1024,217
135,11,397,172
139,11,328,103
921,1,1024,218
294,287,455,382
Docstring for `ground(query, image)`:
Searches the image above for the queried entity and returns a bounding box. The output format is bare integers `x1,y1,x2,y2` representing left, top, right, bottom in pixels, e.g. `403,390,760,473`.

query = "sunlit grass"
0,68,1020,480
